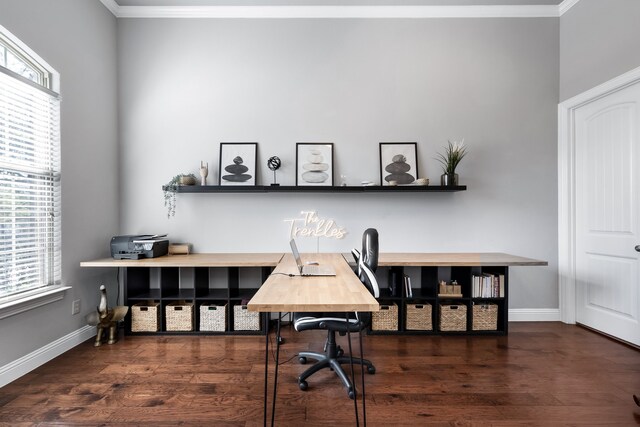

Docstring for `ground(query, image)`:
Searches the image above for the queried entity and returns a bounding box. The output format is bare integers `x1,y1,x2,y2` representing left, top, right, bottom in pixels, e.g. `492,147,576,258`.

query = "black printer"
110,234,169,260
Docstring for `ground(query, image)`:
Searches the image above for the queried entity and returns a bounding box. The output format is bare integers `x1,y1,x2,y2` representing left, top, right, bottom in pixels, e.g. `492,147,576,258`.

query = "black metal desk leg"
345,313,360,426
271,312,282,427
263,312,270,427
358,326,367,427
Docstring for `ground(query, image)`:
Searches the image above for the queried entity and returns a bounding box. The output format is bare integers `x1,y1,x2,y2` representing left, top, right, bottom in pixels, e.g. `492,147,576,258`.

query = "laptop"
289,239,336,276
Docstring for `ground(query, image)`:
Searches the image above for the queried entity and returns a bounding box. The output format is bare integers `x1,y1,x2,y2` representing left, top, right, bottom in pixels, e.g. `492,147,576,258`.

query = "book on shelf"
472,273,504,298
403,274,413,298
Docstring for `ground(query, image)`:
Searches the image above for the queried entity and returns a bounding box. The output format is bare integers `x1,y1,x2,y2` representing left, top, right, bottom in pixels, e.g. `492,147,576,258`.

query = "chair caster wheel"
367,366,376,374
299,381,308,391
299,357,307,365
348,389,355,400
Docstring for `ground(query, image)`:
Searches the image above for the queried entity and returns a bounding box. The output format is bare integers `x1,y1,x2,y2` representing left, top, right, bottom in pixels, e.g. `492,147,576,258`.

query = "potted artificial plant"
436,139,467,186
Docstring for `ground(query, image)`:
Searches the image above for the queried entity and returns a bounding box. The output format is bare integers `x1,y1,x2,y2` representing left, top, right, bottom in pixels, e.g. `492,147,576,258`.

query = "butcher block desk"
248,253,379,313
80,253,285,335
375,252,548,267
248,253,379,426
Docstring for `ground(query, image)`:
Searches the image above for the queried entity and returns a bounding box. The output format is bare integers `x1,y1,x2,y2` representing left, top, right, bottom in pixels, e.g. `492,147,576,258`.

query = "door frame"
558,65,640,324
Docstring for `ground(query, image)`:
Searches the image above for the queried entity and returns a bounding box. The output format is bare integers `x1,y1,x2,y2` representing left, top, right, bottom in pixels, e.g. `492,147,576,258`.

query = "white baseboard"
0,325,95,388
509,308,561,322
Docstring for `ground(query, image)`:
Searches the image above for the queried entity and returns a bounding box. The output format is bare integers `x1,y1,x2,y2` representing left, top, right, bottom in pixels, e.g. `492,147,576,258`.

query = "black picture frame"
379,142,418,186
296,143,334,186
219,142,258,186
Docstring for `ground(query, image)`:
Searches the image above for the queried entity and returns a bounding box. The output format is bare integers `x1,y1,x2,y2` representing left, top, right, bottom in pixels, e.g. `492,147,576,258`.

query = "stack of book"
472,273,505,298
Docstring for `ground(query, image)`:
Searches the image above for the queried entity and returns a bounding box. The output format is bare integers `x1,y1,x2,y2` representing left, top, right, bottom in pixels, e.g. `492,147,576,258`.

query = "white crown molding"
558,0,581,16
100,0,120,16
100,4,562,19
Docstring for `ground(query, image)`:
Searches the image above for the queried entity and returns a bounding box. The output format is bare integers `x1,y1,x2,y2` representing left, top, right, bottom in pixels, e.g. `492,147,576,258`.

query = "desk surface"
80,253,284,268
81,252,546,268
247,253,380,313
348,252,548,267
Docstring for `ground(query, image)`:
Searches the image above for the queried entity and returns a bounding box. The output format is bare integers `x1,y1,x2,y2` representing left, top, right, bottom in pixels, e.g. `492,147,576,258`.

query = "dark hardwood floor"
1,322,639,426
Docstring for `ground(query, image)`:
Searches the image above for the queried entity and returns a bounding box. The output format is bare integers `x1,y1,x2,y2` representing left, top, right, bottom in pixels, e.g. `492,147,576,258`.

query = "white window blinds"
0,68,61,299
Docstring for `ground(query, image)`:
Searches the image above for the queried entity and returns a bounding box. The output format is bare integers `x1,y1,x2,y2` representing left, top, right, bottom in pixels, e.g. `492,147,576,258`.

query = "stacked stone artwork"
384,154,415,184
301,149,329,184
222,156,252,183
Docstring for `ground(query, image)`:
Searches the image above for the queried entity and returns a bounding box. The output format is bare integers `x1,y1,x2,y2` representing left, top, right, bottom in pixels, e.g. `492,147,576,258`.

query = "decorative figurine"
267,156,281,186
199,161,208,186
85,285,129,347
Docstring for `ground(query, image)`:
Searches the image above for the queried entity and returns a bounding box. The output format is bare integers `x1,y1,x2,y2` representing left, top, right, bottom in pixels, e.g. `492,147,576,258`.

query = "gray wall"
0,0,119,366
118,18,559,309
560,0,640,101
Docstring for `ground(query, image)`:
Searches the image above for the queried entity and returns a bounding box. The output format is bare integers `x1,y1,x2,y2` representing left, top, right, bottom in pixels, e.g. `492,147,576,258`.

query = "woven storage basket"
200,304,227,332
372,303,398,331
233,305,260,331
439,304,467,332
472,303,498,331
166,301,194,331
405,303,433,331
131,301,160,332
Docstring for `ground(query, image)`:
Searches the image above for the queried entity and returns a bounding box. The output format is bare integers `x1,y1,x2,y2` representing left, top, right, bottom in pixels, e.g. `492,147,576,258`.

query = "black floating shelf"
164,184,466,193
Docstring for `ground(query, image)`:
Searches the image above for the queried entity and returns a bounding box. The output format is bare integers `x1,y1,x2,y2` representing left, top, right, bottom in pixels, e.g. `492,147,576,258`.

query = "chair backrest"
353,228,380,298
361,228,379,272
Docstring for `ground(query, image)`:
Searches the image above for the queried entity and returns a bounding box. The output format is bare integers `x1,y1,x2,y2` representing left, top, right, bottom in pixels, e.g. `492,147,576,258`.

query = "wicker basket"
233,305,260,331
372,303,398,331
200,304,227,332
439,304,467,332
166,301,194,331
406,303,433,331
472,303,498,331
131,301,160,332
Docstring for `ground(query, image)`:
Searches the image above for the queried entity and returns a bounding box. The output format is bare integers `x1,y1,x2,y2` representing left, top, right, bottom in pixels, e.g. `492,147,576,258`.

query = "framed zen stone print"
379,142,418,186
296,143,334,186
219,142,258,186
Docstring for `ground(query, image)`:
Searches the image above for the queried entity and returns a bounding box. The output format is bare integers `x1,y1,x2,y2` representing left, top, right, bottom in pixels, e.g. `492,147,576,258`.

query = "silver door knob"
636,245,640,252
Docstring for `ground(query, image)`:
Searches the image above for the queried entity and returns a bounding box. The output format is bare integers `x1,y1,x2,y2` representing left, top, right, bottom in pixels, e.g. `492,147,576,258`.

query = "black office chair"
293,228,380,399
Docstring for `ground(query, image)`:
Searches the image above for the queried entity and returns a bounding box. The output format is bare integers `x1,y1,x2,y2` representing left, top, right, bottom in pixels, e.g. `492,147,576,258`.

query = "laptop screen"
289,239,304,273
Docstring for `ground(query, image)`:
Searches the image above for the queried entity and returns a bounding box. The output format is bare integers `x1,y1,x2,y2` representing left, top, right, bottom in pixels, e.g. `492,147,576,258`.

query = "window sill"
0,286,72,320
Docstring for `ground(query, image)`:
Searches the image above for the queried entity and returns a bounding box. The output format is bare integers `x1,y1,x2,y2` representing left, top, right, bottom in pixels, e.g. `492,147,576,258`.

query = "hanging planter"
163,173,197,218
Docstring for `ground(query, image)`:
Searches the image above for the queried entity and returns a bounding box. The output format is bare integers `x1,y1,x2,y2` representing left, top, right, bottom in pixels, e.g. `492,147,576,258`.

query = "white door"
574,82,640,346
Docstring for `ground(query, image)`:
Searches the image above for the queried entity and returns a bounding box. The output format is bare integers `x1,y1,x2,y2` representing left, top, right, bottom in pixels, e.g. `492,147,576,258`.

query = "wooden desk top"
344,252,547,267
247,253,379,313
82,252,546,268
80,253,284,268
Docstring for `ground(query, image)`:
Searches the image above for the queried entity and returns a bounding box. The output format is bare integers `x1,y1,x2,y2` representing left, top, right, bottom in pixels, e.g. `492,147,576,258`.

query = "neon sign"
284,211,347,240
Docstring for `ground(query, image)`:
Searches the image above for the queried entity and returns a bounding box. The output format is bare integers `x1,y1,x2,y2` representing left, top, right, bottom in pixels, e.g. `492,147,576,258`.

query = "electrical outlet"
72,299,81,315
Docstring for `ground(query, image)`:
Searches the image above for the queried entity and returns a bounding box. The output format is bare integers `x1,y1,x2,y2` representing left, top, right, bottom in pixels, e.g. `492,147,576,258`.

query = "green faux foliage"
163,173,197,218
436,139,467,174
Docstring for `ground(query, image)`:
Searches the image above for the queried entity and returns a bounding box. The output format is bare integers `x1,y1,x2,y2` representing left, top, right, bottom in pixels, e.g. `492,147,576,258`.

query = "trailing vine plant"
163,173,197,218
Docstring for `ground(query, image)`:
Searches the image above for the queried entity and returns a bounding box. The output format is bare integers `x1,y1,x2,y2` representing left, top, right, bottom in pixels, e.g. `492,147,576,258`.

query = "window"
0,27,62,309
